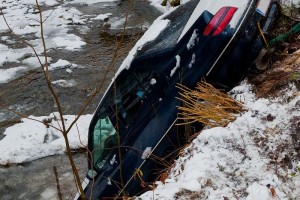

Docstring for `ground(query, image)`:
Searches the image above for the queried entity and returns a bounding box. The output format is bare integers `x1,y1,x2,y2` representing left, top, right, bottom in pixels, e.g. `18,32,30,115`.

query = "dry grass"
176,82,245,127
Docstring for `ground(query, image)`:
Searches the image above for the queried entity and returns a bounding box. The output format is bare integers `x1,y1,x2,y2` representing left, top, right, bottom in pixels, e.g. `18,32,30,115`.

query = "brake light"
203,7,237,36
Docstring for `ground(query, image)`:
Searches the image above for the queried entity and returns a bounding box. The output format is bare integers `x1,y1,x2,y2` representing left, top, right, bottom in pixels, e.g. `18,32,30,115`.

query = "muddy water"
0,1,161,199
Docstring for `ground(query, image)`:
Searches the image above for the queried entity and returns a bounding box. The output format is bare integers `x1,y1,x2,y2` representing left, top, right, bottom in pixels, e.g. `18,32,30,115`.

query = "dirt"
248,14,300,98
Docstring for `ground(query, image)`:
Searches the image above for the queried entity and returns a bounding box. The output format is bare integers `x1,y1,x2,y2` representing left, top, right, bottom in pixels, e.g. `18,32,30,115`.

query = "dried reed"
176,82,245,127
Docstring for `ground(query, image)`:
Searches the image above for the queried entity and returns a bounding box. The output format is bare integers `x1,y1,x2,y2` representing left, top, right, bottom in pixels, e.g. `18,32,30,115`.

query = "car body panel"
76,0,277,199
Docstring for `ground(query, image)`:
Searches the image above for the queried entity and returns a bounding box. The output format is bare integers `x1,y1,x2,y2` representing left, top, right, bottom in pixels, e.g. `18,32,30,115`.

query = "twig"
53,166,63,200
0,106,61,132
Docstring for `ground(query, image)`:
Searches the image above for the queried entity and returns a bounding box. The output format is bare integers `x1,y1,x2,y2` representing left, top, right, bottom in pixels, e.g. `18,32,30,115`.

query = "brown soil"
248,15,300,98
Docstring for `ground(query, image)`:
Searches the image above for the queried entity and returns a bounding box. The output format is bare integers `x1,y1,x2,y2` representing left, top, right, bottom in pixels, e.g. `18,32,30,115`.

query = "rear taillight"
203,7,237,36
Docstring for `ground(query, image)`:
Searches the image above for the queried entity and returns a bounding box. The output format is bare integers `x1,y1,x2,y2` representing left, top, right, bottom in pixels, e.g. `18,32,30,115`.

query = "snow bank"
141,82,300,200
0,113,92,165
0,67,27,83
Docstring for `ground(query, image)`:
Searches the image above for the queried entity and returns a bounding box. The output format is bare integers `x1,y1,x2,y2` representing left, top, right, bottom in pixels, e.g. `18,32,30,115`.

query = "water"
0,1,161,199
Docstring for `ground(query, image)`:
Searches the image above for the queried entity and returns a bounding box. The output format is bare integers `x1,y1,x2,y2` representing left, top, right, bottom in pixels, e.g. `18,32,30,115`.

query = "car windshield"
91,71,154,171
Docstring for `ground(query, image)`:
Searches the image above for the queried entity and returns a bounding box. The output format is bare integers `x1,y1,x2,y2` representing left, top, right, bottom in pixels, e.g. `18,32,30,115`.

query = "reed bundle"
176,82,244,127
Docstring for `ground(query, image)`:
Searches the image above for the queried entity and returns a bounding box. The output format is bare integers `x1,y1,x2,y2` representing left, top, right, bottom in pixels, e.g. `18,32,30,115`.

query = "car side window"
92,107,117,171
113,72,148,123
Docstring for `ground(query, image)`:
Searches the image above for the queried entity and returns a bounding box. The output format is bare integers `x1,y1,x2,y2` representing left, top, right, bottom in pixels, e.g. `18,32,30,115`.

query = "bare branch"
0,106,62,132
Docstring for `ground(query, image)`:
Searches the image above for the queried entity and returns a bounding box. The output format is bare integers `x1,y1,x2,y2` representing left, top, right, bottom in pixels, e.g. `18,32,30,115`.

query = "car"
76,0,278,199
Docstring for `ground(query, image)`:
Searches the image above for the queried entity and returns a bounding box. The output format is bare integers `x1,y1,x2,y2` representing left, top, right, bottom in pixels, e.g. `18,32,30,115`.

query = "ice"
0,67,27,83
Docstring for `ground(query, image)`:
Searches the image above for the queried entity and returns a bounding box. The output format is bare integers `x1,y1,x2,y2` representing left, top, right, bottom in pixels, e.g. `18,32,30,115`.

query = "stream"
0,1,161,199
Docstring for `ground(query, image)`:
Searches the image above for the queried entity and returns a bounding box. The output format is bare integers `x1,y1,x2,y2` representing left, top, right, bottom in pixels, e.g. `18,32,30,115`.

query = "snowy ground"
141,82,300,199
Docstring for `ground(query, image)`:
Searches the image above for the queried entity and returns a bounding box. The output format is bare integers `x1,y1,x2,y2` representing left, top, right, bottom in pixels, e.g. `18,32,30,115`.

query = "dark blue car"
76,0,278,199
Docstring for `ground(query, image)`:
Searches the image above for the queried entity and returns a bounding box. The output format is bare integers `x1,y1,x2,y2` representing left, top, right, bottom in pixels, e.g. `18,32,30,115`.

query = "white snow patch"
49,59,71,70
22,57,52,69
189,53,196,68
66,68,73,73
187,29,198,50
92,13,112,20
40,188,57,200
150,78,157,85
110,154,116,165
170,55,181,77
141,147,152,159
52,34,86,51
246,182,272,200
67,0,119,5
0,113,92,164
116,17,170,75
140,82,300,200
0,44,29,66
0,67,27,83
51,79,77,87
281,0,300,7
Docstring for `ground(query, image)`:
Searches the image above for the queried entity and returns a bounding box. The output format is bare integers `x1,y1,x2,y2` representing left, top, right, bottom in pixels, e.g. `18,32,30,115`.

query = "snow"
141,147,152,159
0,44,28,66
116,15,171,75
66,0,120,5
140,82,300,199
22,56,52,69
187,29,199,50
246,183,273,200
0,67,27,83
150,78,157,85
52,34,86,51
0,0,89,82
170,55,181,77
51,79,77,87
281,0,300,7
189,53,196,68
40,188,57,200
0,113,92,165
92,13,112,20
49,59,71,70
1,0,300,199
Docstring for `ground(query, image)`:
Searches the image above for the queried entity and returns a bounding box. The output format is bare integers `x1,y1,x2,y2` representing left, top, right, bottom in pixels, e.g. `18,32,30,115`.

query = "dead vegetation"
176,82,245,128
248,6,300,98
249,48,300,98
